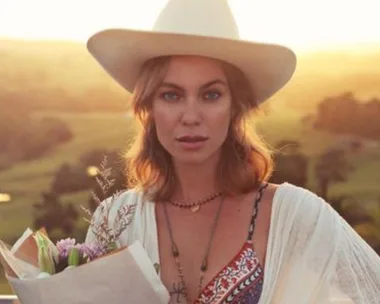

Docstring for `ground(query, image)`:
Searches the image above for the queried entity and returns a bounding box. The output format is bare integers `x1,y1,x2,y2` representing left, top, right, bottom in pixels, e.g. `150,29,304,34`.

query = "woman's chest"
155,198,270,303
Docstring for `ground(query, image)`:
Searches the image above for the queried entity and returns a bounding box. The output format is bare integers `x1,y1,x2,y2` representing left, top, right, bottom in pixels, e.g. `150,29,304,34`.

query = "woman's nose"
181,98,201,126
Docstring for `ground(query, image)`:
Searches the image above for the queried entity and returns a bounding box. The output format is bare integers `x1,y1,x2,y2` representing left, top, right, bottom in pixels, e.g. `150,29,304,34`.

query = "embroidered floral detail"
196,242,263,304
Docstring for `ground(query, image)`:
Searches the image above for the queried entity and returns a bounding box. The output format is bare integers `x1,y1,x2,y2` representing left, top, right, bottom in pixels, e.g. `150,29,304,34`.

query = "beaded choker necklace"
168,192,222,212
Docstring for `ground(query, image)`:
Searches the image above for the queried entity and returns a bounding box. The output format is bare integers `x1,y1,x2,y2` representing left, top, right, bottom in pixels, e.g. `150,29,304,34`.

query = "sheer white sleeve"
261,183,380,304
330,208,380,303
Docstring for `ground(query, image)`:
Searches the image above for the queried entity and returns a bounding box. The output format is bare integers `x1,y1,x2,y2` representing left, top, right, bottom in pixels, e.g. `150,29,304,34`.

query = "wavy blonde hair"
125,56,274,201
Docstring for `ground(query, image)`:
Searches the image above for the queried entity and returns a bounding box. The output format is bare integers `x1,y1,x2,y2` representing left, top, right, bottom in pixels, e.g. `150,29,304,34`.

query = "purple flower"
56,238,76,259
76,243,104,261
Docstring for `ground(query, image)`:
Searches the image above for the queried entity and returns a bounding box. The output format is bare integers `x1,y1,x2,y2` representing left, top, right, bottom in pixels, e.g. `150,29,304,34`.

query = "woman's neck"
172,157,220,203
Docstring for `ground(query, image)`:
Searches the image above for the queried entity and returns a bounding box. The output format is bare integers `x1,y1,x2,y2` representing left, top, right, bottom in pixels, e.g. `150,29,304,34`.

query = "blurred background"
0,0,379,294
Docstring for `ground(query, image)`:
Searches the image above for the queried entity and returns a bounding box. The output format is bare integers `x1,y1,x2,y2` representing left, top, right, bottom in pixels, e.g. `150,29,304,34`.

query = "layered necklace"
167,191,222,212
163,194,225,303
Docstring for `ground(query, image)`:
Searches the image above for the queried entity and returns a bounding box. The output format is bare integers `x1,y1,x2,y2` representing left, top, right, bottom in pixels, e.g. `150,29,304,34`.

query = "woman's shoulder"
271,182,327,207
269,182,339,235
258,182,315,213
269,182,334,225
271,181,318,197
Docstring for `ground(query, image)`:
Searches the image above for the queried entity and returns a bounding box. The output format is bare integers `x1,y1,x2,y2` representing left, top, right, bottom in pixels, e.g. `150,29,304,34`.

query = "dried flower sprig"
81,156,136,252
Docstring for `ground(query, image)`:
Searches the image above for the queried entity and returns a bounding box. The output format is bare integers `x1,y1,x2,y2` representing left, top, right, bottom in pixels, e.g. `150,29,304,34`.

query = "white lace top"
86,183,380,303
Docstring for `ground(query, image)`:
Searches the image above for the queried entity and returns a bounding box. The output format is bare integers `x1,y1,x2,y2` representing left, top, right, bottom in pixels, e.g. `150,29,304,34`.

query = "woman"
85,0,380,303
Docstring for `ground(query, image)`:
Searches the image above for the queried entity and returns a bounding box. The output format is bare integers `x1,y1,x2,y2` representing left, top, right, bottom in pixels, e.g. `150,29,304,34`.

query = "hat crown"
153,0,240,39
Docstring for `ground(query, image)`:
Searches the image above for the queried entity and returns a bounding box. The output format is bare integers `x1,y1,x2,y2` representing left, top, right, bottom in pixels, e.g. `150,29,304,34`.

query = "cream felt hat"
87,0,297,104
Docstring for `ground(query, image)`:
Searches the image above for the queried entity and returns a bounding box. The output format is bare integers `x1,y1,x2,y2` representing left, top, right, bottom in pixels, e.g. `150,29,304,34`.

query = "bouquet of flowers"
0,158,169,304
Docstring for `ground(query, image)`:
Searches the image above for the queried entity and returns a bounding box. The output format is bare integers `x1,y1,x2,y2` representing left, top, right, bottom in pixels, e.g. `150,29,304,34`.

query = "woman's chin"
173,155,209,165
171,150,219,166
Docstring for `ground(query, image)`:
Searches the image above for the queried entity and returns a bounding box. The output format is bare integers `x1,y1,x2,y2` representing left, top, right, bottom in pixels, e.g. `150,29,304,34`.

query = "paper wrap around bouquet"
3,240,169,304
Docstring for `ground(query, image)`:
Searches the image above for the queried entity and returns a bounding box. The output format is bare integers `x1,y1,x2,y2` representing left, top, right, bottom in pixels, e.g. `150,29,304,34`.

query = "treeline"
32,149,128,241
314,92,380,140
0,98,72,169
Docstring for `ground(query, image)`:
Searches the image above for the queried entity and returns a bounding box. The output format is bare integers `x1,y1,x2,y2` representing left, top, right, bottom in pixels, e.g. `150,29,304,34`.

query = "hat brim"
87,29,297,104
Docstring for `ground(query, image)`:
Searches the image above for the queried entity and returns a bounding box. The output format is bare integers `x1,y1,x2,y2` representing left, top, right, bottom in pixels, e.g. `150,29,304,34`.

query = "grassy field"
256,103,380,200
0,107,379,294
0,112,136,293
0,112,136,241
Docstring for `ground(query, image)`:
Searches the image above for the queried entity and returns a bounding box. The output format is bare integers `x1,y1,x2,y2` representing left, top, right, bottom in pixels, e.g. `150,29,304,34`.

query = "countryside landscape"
0,39,380,293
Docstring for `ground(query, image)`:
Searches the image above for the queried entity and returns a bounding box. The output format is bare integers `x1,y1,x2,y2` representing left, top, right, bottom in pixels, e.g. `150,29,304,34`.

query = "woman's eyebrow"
159,82,184,91
160,79,227,91
199,79,227,90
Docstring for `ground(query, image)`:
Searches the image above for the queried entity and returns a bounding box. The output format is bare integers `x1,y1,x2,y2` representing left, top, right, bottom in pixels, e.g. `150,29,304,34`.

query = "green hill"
0,39,129,112
1,39,380,112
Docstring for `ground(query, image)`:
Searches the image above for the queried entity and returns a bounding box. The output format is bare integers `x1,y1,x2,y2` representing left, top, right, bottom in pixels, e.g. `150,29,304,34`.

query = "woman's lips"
176,135,208,150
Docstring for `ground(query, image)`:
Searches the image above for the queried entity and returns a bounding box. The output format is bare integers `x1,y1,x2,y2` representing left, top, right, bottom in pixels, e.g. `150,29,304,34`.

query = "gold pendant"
191,205,200,212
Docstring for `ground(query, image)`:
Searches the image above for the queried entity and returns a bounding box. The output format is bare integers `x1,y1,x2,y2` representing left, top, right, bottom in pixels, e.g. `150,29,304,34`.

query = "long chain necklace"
163,195,225,303
168,191,222,213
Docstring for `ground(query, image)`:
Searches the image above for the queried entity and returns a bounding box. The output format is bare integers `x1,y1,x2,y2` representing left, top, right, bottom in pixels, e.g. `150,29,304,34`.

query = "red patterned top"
194,183,268,304
195,241,263,304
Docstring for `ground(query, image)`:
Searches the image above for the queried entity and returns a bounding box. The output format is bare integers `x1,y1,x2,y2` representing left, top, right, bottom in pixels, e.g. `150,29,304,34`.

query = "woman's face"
151,56,232,165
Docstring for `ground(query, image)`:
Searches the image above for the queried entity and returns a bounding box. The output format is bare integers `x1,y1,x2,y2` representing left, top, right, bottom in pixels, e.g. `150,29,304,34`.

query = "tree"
51,163,91,194
314,92,358,133
314,92,380,140
314,148,353,200
270,140,309,188
38,117,73,144
359,98,380,139
328,195,371,224
33,192,79,239
353,199,380,255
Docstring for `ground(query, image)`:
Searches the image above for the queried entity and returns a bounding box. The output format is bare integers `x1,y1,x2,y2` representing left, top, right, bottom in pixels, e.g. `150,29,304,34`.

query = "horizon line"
1,35,380,54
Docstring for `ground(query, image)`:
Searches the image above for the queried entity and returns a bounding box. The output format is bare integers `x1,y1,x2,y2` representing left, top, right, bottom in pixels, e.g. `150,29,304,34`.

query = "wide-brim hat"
87,0,297,105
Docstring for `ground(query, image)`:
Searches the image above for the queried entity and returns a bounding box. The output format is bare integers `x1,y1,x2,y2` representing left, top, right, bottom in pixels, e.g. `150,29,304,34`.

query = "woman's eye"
204,91,221,100
161,92,180,101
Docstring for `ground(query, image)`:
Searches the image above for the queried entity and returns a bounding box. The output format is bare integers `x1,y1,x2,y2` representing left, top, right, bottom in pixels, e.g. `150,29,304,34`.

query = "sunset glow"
0,0,379,51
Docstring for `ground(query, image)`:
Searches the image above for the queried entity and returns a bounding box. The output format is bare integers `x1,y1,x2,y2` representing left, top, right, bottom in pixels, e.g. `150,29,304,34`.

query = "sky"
0,0,379,51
